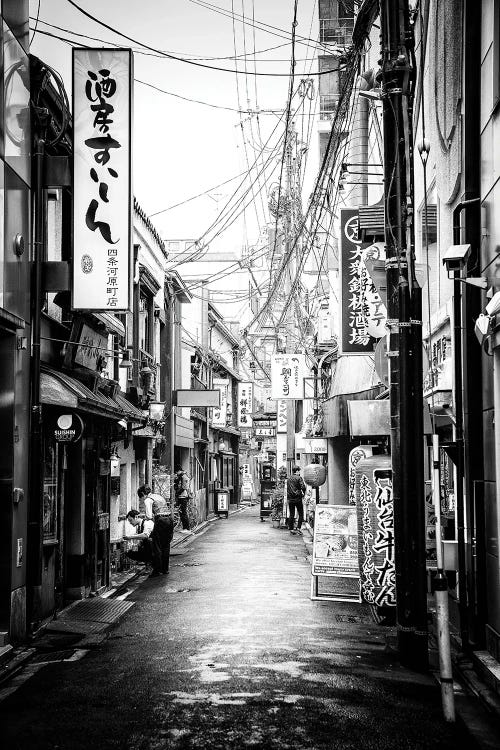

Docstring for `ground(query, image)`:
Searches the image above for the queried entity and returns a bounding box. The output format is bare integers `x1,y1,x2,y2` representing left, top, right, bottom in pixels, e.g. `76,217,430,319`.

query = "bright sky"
29,0,321,263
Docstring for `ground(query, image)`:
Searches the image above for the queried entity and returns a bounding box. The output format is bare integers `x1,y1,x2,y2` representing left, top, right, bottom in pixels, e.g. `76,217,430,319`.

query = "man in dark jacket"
287,466,306,534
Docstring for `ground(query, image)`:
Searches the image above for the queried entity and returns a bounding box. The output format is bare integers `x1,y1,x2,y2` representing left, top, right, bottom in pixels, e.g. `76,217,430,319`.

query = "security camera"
442,244,471,273
485,291,500,317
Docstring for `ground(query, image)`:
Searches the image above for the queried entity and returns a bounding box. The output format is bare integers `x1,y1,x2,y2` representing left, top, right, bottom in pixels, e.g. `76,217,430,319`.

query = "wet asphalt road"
1,506,469,749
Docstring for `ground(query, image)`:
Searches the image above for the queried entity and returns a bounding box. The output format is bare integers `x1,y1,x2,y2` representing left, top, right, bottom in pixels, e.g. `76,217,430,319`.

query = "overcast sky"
29,0,321,261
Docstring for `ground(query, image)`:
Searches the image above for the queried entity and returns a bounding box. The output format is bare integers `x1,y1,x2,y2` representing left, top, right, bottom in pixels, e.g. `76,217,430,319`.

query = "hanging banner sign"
237,382,253,427
212,378,228,427
73,48,133,311
312,505,359,578
340,208,377,354
277,399,287,432
355,455,396,608
271,354,305,399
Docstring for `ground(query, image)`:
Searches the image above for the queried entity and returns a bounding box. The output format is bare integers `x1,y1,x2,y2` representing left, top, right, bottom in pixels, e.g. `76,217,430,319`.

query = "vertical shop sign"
340,207,376,354
73,48,133,310
237,382,253,427
212,377,229,427
355,456,395,607
348,445,373,505
271,354,305,399
277,399,288,432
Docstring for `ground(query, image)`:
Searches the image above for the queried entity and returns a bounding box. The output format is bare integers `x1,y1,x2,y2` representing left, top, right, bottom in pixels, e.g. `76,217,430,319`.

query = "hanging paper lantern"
303,463,326,487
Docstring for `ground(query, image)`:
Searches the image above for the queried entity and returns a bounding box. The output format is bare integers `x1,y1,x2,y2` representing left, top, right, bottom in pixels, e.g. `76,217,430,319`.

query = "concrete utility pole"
379,0,428,670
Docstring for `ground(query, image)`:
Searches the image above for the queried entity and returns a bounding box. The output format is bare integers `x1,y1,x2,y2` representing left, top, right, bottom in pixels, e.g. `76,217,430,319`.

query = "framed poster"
312,505,359,577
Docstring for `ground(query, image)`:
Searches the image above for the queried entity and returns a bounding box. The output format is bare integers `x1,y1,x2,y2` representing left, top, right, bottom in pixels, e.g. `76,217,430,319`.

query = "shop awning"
323,355,385,437
347,400,390,436
40,366,145,423
91,313,126,337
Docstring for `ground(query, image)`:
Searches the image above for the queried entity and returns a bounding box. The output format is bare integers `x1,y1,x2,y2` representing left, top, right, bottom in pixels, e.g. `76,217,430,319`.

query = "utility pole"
379,0,428,670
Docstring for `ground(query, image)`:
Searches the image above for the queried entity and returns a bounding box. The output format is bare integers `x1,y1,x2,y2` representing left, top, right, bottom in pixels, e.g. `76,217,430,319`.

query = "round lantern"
303,463,326,487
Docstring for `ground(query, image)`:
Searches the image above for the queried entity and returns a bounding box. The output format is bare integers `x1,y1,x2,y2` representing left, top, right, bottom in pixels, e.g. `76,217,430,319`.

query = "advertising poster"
73,48,133,311
355,455,396,608
312,505,359,578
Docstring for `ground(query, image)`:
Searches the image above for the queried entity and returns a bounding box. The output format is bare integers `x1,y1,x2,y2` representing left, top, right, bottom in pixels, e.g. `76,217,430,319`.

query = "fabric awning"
41,366,145,423
91,313,126,337
323,355,385,437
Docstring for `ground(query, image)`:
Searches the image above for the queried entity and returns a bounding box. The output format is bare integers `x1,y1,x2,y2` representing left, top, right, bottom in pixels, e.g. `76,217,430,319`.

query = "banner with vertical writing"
73,48,133,311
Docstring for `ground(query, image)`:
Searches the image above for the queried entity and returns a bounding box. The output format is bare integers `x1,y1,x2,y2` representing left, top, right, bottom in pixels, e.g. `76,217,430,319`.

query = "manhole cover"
32,649,76,664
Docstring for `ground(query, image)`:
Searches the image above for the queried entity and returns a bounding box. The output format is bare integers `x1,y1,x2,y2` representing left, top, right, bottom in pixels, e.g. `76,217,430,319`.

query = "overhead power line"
65,0,345,78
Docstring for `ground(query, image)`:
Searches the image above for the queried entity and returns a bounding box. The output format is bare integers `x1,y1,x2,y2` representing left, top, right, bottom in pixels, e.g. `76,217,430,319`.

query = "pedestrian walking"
286,466,306,534
174,468,191,532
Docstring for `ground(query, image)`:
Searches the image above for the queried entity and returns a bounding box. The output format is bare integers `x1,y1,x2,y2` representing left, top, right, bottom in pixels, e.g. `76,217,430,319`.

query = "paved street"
1,507,469,750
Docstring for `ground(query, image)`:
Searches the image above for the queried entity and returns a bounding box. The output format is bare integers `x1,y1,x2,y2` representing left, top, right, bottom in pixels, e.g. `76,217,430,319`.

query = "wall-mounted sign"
340,208,376,354
74,322,108,371
303,438,327,454
54,413,84,443
255,426,275,437
73,48,133,311
212,377,229,427
270,354,305,399
237,382,253,427
355,455,395,608
277,400,287,432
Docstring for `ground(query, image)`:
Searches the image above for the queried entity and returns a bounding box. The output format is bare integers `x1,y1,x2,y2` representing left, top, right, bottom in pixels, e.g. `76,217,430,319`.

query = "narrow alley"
1,508,466,750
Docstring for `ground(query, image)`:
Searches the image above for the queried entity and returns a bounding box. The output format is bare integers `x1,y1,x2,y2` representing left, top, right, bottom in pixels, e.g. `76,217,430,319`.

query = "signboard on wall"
303,438,327,454
74,323,108,371
73,48,133,311
340,208,376,354
271,354,305,399
355,455,395,608
237,382,253,427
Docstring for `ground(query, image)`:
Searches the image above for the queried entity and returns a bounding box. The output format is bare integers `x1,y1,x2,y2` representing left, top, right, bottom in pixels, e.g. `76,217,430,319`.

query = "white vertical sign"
271,354,305,399
212,378,228,427
237,382,253,427
277,400,288,432
73,48,133,310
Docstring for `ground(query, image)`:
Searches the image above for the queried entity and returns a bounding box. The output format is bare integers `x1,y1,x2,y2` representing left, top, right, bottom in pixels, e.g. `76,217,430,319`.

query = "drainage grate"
173,562,202,567
32,649,76,664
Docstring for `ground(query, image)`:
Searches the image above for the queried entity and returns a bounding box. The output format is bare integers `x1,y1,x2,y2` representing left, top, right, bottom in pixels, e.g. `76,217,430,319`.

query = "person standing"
174,469,191,532
287,466,306,535
137,485,165,521
149,502,174,576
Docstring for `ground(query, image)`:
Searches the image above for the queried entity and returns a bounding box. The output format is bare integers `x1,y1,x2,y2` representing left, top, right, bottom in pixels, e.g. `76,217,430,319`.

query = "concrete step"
0,631,9,647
